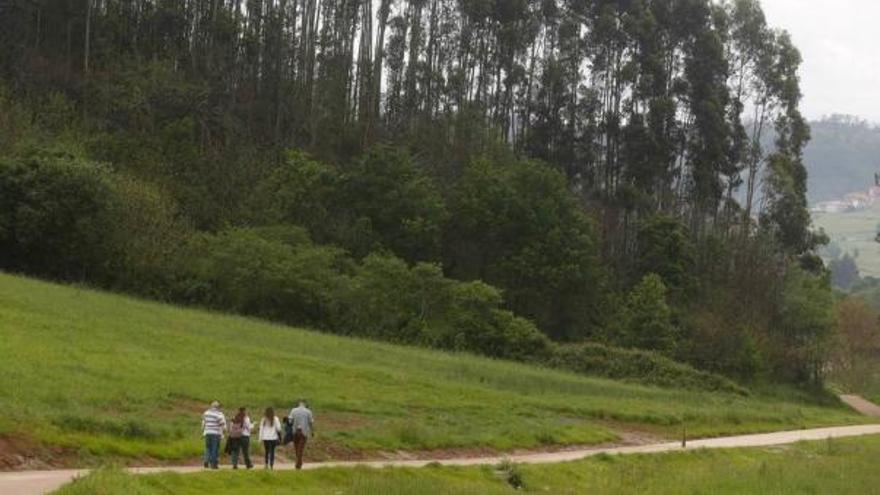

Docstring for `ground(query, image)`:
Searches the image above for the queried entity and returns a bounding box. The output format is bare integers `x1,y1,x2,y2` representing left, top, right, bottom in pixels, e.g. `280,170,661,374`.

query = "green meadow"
57,434,880,494
0,272,868,466
814,203,880,277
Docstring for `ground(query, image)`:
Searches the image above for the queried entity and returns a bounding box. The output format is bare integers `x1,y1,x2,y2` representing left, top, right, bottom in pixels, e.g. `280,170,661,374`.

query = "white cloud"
759,0,880,122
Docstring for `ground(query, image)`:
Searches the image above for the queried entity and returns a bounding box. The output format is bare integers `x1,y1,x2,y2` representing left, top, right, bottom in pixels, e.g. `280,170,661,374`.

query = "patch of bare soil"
0,434,77,471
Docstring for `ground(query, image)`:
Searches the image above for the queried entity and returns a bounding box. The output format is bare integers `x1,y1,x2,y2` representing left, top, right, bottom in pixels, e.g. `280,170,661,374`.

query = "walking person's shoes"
204,462,209,469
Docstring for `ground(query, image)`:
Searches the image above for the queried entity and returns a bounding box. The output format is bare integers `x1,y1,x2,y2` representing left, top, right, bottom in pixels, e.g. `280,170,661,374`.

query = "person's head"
296,398,307,408
210,400,220,409
234,407,247,424
264,407,275,422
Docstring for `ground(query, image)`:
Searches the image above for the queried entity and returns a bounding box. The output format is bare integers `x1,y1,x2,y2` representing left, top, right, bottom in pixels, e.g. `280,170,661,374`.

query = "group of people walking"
201,399,315,470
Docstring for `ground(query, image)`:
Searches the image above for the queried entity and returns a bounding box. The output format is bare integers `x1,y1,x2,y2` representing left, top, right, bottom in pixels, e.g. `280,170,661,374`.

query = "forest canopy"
0,0,834,386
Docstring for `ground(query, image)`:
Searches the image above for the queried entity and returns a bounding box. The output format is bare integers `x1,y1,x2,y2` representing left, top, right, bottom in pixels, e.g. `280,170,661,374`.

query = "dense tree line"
0,0,836,385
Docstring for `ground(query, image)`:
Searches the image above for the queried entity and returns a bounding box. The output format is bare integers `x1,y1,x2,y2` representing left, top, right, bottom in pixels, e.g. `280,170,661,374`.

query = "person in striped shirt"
201,400,227,469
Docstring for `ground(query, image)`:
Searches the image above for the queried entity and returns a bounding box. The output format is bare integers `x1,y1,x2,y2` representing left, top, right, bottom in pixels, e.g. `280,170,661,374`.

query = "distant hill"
805,115,880,204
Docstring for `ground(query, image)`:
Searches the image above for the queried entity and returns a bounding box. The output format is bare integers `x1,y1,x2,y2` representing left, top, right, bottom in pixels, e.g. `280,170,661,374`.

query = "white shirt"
241,416,253,437
258,416,282,441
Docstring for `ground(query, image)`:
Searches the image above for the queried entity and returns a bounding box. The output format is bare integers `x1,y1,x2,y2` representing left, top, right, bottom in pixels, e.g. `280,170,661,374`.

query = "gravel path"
840,394,880,417
3,421,880,494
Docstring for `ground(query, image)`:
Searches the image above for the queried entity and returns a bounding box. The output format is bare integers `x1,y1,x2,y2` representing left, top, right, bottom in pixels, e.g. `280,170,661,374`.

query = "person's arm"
309,411,315,437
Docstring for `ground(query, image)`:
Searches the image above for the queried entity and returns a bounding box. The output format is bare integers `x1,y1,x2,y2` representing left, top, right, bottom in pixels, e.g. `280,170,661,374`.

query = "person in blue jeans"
201,401,227,469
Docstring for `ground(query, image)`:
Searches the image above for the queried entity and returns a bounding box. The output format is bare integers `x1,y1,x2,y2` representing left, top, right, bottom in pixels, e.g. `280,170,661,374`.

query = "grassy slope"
0,272,867,466
813,204,880,277
57,435,880,494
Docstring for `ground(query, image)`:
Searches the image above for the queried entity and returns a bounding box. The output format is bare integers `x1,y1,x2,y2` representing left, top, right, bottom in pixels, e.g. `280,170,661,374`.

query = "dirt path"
4,422,880,495
840,394,880,416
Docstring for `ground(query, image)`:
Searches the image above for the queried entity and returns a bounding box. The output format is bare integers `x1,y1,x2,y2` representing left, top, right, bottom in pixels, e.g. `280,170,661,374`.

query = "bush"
0,148,116,280
444,158,605,341
175,227,351,327
548,342,748,395
612,273,679,355
431,281,552,360
336,254,451,343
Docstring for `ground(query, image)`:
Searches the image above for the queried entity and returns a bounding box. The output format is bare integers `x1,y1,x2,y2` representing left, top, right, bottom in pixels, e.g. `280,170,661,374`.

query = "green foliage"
435,281,552,361
773,267,836,383
104,175,189,297
249,147,447,263
829,253,861,291
0,0,833,392
2,272,864,467
336,146,447,262
0,148,116,280
548,342,747,395
337,254,449,343
613,274,679,355
445,158,605,340
176,227,350,328
635,215,696,294
57,435,880,494
246,150,340,242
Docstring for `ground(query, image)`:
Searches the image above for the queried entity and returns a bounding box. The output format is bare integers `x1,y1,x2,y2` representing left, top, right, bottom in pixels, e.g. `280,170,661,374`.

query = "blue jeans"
204,434,221,468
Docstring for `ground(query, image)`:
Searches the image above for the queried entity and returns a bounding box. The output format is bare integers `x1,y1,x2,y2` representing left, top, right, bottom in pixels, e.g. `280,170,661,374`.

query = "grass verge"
56,434,880,494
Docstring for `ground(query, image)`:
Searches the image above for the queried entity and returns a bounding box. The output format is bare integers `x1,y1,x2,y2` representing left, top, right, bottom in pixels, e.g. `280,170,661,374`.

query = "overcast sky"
759,0,880,123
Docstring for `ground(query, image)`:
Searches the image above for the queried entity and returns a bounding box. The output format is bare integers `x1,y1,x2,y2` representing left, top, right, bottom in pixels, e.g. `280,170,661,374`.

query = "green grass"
56,434,880,494
813,204,880,277
0,272,869,466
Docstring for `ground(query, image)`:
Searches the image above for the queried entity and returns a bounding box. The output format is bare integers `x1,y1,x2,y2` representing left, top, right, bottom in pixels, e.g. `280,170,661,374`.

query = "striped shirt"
202,408,227,436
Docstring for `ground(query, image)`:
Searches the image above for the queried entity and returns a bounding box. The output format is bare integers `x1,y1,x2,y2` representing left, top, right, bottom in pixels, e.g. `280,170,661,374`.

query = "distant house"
811,200,852,214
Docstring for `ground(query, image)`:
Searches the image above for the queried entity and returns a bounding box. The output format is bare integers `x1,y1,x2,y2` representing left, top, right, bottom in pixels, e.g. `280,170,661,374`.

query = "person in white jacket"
258,407,282,469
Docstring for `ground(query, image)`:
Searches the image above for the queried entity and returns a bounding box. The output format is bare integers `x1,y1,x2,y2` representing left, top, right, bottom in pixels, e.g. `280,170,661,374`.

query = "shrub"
444,158,605,341
175,227,351,327
548,342,748,395
0,148,116,280
431,281,552,360
614,274,679,355
336,254,451,343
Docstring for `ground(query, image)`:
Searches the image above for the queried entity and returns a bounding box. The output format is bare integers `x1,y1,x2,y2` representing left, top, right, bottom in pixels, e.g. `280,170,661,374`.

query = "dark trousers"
203,434,221,468
293,430,308,469
230,436,252,468
263,439,279,468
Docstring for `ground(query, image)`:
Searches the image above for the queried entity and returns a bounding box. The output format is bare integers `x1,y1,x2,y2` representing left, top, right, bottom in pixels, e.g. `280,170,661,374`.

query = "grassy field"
813,203,880,277
0,272,869,467
56,434,880,494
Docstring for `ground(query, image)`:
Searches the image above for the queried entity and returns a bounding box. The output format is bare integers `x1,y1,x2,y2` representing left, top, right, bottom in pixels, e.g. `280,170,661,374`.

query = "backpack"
229,422,244,439
282,417,294,445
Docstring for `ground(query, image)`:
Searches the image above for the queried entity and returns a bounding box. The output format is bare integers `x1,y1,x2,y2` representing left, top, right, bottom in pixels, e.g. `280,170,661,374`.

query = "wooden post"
681,422,687,448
